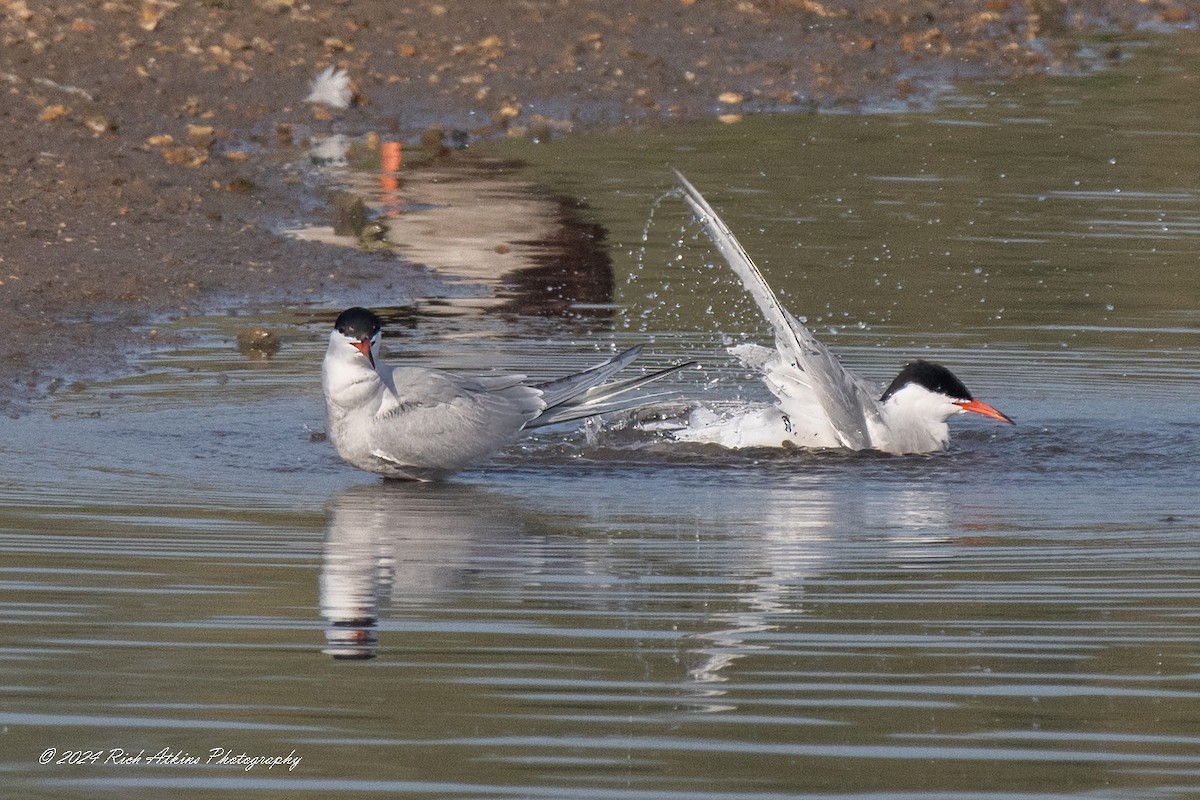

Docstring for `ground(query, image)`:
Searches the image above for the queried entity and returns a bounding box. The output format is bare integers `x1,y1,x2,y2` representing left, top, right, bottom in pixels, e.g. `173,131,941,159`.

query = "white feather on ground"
306,66,352,108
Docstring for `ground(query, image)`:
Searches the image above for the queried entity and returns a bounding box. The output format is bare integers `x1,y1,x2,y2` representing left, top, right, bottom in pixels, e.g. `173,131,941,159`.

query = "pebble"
236,327,281,359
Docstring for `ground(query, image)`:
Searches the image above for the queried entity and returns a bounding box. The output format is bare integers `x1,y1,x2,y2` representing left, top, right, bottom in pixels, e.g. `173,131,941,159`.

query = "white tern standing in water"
672,169,1013,454
322,306,690,479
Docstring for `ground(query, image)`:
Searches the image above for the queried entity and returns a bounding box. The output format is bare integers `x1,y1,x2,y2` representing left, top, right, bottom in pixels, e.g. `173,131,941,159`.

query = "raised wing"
673,169,879,449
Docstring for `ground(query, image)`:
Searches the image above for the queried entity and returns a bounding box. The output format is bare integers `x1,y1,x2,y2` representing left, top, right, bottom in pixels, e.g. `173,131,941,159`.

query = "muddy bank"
0,0,1194,409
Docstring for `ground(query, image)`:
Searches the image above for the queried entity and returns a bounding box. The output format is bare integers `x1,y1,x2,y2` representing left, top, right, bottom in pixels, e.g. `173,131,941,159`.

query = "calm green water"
2,35,1200,800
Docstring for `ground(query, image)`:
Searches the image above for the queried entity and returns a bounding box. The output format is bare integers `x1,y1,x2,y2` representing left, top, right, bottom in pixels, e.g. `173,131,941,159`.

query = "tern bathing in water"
671,169,1013,455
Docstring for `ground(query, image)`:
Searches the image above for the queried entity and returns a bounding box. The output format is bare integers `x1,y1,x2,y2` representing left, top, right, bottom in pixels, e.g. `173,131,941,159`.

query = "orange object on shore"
381,140,402,173
379,140,402,214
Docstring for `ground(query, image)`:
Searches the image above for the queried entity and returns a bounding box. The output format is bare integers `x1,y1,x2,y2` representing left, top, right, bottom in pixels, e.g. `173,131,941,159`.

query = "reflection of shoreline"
290,145,614,320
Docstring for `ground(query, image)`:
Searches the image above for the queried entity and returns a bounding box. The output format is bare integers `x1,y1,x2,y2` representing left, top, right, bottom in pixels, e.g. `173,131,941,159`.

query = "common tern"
322,307,689,479
672,169,1013,455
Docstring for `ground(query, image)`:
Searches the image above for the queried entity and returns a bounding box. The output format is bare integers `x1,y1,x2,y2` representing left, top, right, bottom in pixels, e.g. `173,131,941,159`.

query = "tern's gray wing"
371,367,545,473
674,169,879,449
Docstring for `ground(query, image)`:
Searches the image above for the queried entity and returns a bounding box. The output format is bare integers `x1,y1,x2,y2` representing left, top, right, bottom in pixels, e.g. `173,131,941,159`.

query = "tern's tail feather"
535,345,644,409
528,351,694,429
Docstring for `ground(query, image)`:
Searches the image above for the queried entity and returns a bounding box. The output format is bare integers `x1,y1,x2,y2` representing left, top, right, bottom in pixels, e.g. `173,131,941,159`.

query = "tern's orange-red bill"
956,399,1014,424
352,339,374,367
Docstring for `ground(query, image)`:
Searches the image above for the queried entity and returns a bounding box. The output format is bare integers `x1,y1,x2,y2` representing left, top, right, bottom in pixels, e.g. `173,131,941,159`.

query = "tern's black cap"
881,360,972,403
334,307,381,340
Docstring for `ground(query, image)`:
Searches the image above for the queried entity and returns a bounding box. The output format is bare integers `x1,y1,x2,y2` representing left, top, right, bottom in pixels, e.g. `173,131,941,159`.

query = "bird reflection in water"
318,482,537,659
